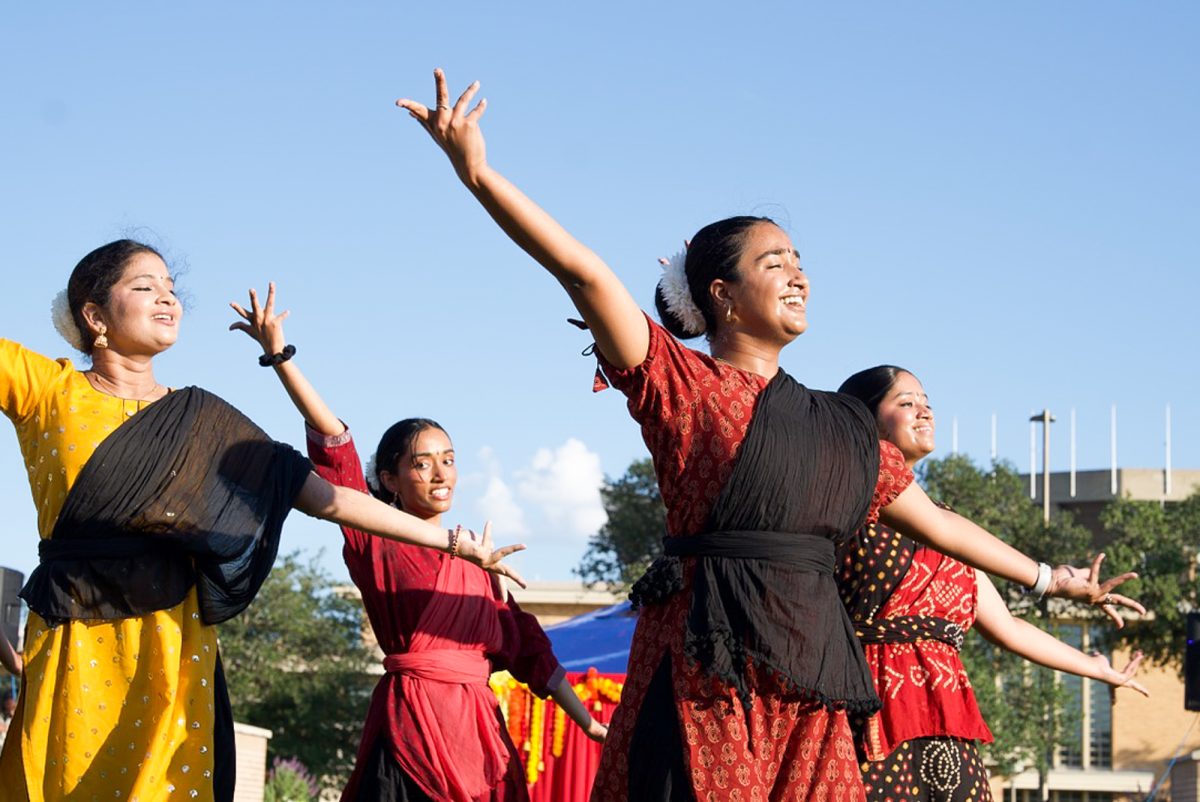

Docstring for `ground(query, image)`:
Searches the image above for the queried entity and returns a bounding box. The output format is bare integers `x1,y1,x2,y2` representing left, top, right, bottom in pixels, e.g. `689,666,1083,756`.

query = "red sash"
381,556,512,801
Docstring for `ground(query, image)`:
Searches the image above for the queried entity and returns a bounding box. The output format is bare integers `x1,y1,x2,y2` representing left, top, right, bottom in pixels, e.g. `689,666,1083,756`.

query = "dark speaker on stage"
0,567,23,652
1187,612,1200,712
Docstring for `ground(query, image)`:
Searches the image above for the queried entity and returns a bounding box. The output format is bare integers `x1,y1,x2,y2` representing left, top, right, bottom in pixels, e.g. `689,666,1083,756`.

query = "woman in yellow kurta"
0,239,528,802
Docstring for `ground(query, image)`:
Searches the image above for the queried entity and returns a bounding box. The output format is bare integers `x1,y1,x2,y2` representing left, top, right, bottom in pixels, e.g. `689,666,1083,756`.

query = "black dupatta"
20,386,313,627
630,370,883,714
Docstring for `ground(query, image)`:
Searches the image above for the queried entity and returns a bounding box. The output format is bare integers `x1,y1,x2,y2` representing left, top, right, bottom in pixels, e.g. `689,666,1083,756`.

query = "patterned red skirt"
591,591,866,802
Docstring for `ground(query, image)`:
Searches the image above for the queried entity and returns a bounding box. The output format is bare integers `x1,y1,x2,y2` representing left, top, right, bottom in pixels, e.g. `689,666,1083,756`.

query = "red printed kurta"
306,428,565,802
839,524,992,761
589,317,913,802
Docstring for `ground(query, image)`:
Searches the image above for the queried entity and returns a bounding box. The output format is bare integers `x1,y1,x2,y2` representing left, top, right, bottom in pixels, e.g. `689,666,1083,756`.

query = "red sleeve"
491,589,566,698
868,440,915,523
596,313,712,427
305,424,373,554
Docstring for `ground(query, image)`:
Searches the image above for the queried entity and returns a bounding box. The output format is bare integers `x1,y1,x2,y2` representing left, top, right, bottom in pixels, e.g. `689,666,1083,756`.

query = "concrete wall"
233,722,272,802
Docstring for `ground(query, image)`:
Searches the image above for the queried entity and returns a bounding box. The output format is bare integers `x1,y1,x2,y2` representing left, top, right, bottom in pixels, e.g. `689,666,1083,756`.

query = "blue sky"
1,3,1196,585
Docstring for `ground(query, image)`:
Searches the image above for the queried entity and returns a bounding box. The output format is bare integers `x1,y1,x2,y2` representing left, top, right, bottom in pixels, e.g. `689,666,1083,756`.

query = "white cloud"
514,438,607,540
473,447,530,537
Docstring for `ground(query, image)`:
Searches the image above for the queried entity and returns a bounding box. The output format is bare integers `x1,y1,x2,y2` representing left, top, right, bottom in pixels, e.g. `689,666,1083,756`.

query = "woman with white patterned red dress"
837,366,1148,802
393,69,1145,802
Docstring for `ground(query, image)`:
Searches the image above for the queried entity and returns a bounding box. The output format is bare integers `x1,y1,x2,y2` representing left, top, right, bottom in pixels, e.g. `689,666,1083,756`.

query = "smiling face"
710,222,809,346
81,252,181,357
875,371,935,467
380,427,456,523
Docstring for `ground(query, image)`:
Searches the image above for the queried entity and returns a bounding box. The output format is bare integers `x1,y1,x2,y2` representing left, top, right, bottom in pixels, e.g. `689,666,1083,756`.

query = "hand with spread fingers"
229,282,289,357
1047,553,1146,627
397,68,489,184
456,522,528,589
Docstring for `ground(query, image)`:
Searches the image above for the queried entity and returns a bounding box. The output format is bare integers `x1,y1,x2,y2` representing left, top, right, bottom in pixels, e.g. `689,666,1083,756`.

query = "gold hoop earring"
724,305,733,324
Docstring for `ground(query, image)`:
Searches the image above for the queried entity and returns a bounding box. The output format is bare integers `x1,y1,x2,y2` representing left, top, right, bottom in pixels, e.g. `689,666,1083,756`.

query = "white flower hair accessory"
657,247,706,337
51,289,86,353
364,453,381,494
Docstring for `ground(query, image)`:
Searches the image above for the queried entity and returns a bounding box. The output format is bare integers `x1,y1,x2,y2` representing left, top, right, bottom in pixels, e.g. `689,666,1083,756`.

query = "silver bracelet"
1024,561,1052,600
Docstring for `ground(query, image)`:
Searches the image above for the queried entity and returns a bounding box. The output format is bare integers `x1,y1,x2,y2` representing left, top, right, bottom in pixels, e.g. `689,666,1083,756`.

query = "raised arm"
973,570,1148,696
396,69,649,369
293,472,526,587
881,482,1145,621
229,284,343,437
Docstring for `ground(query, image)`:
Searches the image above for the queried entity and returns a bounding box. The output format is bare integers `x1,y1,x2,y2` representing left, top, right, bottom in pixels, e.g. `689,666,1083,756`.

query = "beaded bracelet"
259,345,296,367
447,525,462,559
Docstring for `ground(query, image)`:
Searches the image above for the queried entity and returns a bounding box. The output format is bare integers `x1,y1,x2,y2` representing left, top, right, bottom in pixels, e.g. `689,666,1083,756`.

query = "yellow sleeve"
0,339,71,423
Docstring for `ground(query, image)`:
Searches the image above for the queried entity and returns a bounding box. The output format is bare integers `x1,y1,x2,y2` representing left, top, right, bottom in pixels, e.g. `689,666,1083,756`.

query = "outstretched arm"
396,69,649,369
973,570,1149,696
550,680,608,743
229,284,343,437
881,482,1145,622
293,472,527,587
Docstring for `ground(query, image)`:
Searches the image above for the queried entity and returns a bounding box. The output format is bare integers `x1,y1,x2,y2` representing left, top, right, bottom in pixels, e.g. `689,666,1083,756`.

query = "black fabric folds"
837,507,964,651
20,386,313,626
854,616,965,651
631,370,883,715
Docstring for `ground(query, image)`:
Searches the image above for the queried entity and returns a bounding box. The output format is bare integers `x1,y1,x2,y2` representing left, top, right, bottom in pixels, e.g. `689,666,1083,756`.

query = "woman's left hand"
396,69,489,185
457,522,528,588
1047,553,1146,627
585,717,609,743
1091,650,1150,697
229,283,289,357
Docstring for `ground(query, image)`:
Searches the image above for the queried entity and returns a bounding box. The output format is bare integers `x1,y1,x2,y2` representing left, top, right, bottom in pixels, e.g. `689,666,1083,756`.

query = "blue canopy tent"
543,601,637,674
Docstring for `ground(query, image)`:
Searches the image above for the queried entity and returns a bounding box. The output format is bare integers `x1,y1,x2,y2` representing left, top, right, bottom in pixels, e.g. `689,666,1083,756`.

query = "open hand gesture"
229,283,288,358
1048,553,1146,627
396,69,489,183
1092,650,1149,697
457,522,528,588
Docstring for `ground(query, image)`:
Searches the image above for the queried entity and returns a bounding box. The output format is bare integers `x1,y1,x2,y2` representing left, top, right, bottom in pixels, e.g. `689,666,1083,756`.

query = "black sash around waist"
665,530,835,571
855,615,965,651
21,386,313,627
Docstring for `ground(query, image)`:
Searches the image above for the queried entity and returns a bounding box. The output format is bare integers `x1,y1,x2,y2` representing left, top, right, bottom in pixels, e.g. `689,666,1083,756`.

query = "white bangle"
1025,562,1052,600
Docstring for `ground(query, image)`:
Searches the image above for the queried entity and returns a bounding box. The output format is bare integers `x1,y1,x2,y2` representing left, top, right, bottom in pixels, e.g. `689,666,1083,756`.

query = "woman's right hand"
396,68,489,184
229,283,289,357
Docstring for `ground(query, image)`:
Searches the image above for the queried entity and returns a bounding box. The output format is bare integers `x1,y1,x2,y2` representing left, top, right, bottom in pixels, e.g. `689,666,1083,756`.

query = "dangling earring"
94,326,108,350
391,491,402,510
724,305,734,324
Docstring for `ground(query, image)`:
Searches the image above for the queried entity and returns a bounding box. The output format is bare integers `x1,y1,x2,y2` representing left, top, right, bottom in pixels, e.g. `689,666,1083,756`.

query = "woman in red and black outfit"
395,69,1144,802
231,285,606,802
837,366,1148,802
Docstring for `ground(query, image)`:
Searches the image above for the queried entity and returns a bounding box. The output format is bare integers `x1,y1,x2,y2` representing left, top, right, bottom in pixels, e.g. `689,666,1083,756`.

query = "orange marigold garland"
491,668,625,787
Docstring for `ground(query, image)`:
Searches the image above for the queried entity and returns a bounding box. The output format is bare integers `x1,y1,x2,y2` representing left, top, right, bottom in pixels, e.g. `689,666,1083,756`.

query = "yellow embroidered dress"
0,339,217,802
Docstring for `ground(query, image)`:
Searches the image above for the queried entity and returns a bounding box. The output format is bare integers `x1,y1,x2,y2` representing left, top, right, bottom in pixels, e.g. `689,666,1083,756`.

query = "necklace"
84,371,164,421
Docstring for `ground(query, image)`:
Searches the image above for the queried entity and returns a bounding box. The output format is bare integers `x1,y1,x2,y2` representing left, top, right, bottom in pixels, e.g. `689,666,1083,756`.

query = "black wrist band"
259,345,296,367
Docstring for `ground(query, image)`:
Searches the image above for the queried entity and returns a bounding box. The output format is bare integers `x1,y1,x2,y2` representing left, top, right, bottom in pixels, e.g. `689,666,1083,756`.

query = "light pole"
1029,410,1055,524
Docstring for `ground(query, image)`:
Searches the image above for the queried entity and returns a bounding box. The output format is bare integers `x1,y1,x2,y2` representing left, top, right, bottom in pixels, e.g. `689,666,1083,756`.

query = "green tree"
218,552,376,791
1098,489,1200,671
575,458,666,589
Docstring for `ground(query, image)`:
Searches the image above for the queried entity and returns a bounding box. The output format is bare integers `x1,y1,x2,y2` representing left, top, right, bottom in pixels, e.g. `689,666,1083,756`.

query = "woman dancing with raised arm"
230,284,606,802
395,70,1143,802
0,240,523,802
837,366,1146,802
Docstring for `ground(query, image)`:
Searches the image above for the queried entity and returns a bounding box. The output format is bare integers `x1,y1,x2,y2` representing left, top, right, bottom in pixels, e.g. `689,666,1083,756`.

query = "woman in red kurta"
837,366,1149,802
231,285,606,802
394,69,1144,801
